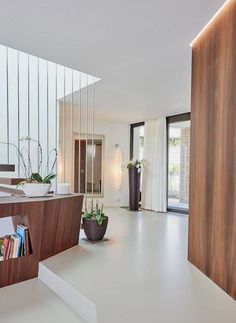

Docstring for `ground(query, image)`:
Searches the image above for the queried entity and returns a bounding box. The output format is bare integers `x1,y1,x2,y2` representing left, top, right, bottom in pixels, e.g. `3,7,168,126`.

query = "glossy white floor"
41,208,236,323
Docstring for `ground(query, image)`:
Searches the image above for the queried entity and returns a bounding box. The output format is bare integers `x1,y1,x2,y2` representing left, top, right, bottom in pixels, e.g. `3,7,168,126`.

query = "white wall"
92,119,129,207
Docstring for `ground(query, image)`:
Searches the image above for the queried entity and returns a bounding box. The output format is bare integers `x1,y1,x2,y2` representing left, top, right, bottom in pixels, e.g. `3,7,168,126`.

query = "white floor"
41,208,236,323
0,278,85,323
168,198,188,210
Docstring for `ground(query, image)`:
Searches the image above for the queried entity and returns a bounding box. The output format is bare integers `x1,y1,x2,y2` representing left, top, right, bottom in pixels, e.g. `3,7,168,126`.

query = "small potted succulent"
83,200,108,241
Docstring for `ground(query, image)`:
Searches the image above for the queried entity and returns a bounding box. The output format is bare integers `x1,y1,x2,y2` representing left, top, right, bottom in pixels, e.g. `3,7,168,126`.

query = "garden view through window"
168,119,190,212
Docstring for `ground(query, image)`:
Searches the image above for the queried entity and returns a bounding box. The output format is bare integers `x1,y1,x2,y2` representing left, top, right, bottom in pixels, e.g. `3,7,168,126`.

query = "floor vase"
129,167,141,211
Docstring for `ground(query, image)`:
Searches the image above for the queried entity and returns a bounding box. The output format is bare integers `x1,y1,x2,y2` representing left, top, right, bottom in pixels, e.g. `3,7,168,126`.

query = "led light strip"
190,0,231,47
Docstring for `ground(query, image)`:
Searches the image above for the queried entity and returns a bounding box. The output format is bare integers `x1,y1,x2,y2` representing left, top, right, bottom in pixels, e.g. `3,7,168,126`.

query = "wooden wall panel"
40,195,83,260
188,0,236,299
0,194,83,287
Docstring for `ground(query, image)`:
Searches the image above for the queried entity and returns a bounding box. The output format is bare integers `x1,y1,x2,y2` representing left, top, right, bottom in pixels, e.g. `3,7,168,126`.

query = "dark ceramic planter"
83,217,108,241
129,167,141,211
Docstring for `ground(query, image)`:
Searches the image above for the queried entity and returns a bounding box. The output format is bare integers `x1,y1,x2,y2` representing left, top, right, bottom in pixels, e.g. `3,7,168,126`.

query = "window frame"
130,122,145,160
166,113,191,215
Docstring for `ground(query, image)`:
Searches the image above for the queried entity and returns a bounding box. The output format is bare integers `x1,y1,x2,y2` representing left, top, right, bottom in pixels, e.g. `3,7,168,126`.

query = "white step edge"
39,262,98,323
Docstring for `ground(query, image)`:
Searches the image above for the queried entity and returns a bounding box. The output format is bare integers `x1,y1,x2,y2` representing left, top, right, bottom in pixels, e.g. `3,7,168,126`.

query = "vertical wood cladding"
189,0,236,299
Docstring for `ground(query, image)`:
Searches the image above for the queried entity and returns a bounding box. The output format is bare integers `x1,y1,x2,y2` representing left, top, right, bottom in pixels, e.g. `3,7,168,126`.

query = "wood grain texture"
39,195,83,260
189,0,236,300
0,201,44,287
0,255,38,287
0,194,83,287
0,177,24,185
0,165,15,172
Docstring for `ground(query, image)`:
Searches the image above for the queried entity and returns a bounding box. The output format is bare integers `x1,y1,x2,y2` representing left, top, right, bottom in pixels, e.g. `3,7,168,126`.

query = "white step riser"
39,263,98,323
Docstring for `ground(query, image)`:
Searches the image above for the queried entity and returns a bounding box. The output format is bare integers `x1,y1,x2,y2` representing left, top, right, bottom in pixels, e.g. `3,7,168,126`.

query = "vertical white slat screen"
71,70,74,191
6,47,9,163
55,63,58,191
8,48,18,172
0,44,100,194
17,51,20,175
0,46,8,164
78,72,82,193
27,54,30,163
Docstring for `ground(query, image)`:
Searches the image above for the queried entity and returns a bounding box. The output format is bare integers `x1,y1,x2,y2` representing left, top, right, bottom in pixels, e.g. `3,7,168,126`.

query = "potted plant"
123,159,146,211
83,200,108,241
19,173,56,197
1,136,57,197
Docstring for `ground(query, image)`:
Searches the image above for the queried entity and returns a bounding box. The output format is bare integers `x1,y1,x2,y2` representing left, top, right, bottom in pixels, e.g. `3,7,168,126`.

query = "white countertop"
0,193,83,205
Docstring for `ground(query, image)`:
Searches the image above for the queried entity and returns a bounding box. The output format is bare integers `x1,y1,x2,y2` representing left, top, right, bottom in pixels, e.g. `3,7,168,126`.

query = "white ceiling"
0,0,225,123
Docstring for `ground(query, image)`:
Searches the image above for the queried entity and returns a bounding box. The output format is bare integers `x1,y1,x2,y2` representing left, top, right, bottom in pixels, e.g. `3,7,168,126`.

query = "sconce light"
113,144,123,190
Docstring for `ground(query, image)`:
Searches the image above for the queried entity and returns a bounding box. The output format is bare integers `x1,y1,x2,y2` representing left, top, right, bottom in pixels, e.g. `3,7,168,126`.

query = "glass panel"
133,125,144,160
168,120,190,211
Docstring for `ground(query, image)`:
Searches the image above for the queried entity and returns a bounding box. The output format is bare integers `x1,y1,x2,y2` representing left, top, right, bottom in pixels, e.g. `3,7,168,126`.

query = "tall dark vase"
129,167,141,211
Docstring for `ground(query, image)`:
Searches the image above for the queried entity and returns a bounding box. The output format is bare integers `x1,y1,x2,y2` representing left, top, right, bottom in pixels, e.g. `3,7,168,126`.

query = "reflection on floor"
42,208,236,323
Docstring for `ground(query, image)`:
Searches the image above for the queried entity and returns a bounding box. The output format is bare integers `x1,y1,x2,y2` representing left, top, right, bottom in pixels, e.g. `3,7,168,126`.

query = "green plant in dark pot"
83,200,108,241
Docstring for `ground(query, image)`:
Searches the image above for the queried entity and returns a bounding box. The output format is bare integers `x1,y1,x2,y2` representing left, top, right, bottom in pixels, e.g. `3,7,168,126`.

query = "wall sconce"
113,144,123,190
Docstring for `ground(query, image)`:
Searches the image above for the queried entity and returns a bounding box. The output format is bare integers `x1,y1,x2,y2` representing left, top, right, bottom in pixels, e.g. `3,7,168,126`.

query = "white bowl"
22,183,51,197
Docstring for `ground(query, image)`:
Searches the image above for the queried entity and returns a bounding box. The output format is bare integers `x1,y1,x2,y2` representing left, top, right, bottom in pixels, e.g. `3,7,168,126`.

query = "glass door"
167,113,190,214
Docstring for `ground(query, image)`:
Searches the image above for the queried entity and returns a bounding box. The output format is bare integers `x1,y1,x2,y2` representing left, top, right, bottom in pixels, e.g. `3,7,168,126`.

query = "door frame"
73,133,105,197
166,113,191,215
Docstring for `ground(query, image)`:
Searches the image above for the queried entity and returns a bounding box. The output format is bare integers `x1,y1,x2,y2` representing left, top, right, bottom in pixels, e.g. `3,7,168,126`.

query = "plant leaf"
97,218,103,225
16,180,27,188
96,210,105,225
43,174,56,184
31,173,43,183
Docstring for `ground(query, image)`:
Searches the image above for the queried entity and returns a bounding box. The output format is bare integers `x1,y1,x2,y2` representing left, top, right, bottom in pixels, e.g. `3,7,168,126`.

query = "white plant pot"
22,183,51,197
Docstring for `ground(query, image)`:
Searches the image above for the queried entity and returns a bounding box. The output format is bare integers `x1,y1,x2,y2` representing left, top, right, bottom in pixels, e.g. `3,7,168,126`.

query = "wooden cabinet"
0,194,83,287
